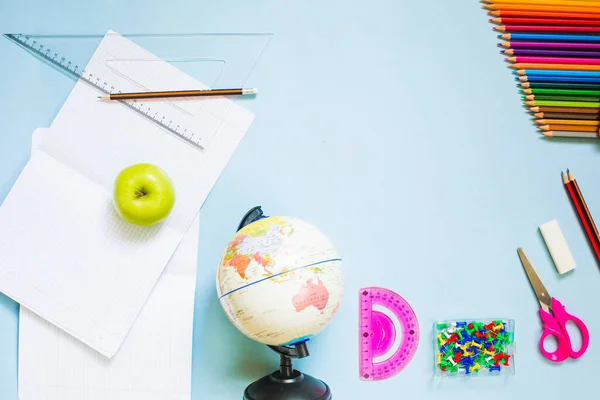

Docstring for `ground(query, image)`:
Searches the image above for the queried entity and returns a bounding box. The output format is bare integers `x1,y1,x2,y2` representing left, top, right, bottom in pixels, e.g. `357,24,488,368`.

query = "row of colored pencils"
562,169,600,264
484,0,600,138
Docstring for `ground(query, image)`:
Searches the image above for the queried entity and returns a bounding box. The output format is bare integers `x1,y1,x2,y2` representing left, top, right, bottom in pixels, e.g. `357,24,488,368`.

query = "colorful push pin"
437,353,442,365
447,356,457,367
469,362,481,373
454,351,462,363
489,365,501,373
503,354,511,366
437,334,446,346
457,322,466,327
448,323,457,334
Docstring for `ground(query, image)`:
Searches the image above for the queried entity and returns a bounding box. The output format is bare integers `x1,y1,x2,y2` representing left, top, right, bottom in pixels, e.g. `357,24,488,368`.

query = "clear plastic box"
433,318,515,377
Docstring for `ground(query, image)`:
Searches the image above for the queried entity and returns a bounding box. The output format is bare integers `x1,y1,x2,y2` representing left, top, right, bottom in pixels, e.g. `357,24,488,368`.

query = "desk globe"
216,206,343,400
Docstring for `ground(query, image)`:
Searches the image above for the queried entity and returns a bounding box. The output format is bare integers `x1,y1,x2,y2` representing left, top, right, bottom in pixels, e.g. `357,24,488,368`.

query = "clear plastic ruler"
4,32,272,151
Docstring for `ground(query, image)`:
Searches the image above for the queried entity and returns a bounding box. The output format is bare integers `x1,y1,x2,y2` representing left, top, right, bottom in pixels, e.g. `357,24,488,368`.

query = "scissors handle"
539,297,590,362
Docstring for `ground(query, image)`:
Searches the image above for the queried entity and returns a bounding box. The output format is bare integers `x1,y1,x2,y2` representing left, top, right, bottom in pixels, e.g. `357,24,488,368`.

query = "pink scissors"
517,248,590,362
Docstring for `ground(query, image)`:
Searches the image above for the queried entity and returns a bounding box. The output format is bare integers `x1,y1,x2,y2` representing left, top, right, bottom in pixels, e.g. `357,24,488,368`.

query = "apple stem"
135,190,146,198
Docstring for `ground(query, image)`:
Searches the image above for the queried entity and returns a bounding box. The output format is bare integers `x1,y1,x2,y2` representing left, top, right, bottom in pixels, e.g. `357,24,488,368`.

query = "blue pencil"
516,76,600,84
513,69,600,77
499,33,600,42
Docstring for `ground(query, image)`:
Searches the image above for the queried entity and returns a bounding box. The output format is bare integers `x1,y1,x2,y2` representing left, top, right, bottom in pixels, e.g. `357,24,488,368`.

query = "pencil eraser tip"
539,219,576,275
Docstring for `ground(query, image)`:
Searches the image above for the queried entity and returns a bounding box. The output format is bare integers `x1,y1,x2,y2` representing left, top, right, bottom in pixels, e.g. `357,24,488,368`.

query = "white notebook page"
0,30,253,357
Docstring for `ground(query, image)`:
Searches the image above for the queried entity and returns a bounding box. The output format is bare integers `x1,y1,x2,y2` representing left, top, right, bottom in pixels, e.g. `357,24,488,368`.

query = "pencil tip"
543,131,553,137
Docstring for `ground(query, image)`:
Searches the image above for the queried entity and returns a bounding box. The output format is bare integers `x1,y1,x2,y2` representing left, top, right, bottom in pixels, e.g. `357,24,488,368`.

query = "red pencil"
562,171,600,263
490,17,600,26
488,10,600,19
495,24,600,33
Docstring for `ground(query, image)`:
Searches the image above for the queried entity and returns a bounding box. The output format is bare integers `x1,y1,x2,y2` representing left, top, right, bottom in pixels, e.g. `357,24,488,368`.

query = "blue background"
1,1,599,399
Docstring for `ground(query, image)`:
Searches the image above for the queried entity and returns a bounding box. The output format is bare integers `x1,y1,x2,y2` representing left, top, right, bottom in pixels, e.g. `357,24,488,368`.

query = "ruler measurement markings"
6,34,204,151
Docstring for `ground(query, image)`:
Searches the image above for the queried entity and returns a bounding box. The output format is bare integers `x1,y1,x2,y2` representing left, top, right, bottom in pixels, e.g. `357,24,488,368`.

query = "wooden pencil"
500,41,600,50
484,4,600,14
525,100,600,108
484,0,600,5
507,56,600,65
562,171,600,265
504,48,600,57
510,63,600,72
545,130,599,138
490,17,600,27
522,88,600,96
496,25,600,33
518,75,600,83
534,112,600,120
528,105,600,114
568,169,600,248
489,10,600,19
523,94,600,102
535,118,600,126
519,82,600,89
539,124,599,132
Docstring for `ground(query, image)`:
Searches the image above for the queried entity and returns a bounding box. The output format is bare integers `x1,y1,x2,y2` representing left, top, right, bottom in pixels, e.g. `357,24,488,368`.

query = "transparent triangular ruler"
4,31,272,150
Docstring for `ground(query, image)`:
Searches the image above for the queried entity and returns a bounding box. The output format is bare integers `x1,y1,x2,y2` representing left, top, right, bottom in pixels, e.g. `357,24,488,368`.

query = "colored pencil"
535,119,600,126
496,25,600,33
523,94,600,102
525,100,600,108
528,106,600,114
500,41,600,49
519,82,600,89
568,169,600,246
484,0,600,5
518,75,600,83
546,130,599,137
522,88,600,96
491,17,600,26
485,4,600,13
539,124,598,132
507,56,600,65
534,112,600,120
516,69,600,76
511,63,600,71
499,33,600,42
489,10,600,19
562,170,600,264
503,49,600,57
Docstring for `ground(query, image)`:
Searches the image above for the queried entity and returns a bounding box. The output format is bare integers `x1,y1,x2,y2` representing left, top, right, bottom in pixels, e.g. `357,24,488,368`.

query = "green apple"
113,163,176,226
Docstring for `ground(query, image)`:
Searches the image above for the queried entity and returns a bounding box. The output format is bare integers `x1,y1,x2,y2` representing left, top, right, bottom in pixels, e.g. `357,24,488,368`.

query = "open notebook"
0,30,253,357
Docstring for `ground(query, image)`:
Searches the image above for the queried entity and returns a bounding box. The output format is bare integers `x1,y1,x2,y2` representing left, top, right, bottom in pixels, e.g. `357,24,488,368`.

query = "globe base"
243,369,331,400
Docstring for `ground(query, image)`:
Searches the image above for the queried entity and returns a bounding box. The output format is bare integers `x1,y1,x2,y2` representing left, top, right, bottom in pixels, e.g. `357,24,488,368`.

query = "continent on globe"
292,277,330,313
221,217,291,279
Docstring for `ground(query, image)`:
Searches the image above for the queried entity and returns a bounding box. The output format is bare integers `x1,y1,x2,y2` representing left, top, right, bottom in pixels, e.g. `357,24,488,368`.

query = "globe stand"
243,342,332,400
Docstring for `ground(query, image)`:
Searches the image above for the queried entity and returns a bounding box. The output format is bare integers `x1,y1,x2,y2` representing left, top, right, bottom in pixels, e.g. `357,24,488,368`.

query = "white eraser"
539,219,576,274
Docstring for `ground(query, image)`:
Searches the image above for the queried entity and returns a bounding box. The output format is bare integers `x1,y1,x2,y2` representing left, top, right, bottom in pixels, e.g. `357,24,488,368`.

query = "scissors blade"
517,248,552,311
